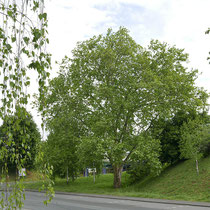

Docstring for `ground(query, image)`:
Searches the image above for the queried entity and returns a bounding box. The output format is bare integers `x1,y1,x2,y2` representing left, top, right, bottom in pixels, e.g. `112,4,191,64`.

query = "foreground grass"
25,156,210,202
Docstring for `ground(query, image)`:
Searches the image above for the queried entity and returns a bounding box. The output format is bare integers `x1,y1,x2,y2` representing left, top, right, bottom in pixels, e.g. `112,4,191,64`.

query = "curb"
25,189,210,208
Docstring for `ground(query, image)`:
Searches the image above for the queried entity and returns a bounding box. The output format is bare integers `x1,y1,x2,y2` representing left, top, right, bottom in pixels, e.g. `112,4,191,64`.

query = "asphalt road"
20,191,210,210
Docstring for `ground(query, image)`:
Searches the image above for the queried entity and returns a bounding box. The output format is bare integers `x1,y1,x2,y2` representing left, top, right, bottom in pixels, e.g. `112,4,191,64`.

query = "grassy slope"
119,156,210,202
25,156,210,202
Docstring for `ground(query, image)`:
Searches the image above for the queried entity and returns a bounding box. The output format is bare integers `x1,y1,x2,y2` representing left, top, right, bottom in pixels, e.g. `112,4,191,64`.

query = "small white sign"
88,168,96,173
19,168,26,177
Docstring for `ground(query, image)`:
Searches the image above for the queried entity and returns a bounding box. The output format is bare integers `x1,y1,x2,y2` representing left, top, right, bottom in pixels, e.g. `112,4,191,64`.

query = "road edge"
24,189,210,208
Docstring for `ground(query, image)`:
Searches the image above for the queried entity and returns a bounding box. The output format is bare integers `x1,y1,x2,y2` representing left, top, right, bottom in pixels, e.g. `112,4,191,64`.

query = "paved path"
21,191,210,210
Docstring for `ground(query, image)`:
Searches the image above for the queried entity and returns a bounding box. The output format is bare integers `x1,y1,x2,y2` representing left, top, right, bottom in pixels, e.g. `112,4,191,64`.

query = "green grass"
24,156,210,202
0,170,43,182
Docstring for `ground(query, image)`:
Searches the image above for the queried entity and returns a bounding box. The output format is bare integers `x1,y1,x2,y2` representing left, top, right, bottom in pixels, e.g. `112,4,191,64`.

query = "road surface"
20,191,210,210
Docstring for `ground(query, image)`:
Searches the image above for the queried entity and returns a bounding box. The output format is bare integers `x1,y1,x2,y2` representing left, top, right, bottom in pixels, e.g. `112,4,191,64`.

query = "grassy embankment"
24,156,210,202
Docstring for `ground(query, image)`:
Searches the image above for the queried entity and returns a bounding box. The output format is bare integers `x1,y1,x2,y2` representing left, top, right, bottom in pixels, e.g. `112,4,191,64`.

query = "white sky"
45,0,210,88
30,0,210,134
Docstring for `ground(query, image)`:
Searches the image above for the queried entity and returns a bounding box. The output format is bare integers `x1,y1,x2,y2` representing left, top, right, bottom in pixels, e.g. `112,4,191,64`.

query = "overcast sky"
30,0,210,134
45,0,210,88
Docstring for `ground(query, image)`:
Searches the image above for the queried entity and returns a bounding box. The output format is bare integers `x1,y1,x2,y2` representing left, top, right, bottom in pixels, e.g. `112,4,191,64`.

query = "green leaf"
11,36,16,42
23,37,30,45
38,13,47,21
7,10,13,17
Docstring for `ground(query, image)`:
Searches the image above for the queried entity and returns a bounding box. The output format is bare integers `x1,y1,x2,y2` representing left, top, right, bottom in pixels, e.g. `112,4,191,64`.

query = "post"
196,159,199,175
93,163,95,183
67,166,69,184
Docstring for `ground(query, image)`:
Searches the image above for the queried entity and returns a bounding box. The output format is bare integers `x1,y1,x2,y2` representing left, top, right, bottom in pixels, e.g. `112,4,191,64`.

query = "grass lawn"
24,156,210,202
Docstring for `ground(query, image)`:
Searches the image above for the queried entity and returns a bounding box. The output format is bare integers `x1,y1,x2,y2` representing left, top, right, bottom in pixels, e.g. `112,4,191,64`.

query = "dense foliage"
150,111,209,164
0,107,41,171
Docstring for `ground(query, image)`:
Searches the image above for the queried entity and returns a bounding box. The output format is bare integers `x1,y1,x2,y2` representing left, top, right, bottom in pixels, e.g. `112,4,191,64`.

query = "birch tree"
180,117,210,175
0,0,53,208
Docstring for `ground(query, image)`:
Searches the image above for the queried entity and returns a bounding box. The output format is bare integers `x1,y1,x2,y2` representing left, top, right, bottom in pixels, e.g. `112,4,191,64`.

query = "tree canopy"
0,107,41,171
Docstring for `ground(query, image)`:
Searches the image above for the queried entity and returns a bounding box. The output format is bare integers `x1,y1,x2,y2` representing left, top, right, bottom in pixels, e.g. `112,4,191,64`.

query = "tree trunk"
113,165,123,188
196,159,199,175
67,166,69,184
93,168,95,183
93,162,95,183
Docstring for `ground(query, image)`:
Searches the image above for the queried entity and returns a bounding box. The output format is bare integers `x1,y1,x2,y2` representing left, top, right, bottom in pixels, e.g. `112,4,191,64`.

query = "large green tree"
43,74,88,182
0,107,41,171
49,27,207,188
44,120,81,183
